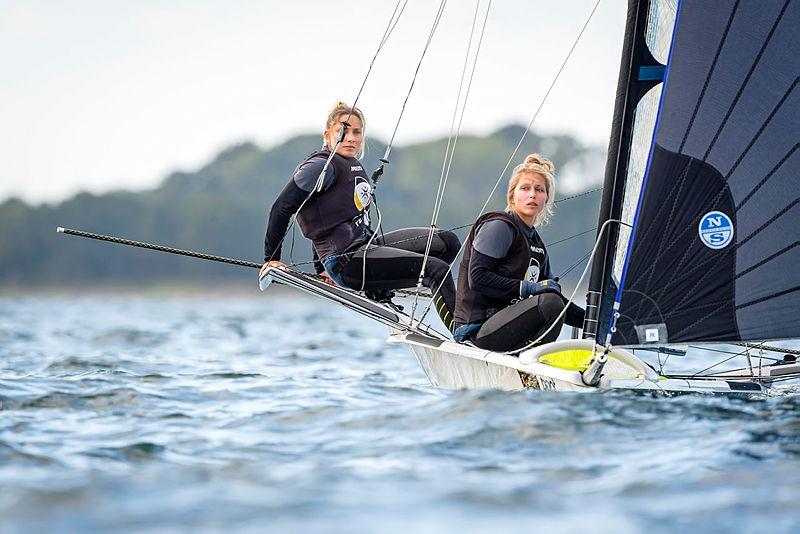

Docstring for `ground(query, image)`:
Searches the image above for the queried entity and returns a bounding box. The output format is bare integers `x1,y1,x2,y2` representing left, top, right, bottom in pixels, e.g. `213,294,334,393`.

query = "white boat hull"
390,333,767,395
259,267,775,395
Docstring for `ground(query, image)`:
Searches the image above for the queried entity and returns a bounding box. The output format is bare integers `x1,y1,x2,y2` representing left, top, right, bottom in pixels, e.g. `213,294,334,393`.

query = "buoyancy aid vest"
295,150,372,261
454,211,548,324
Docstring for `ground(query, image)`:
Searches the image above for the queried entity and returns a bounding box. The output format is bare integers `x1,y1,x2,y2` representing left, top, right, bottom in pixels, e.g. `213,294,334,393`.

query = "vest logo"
530,246,544,254
525,259,541,282
351,165,363,172
353,181,371,211
698,210,734,249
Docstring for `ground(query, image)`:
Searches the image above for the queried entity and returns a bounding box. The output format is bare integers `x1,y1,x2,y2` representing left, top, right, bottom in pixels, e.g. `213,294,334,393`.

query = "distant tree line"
0,125,604,288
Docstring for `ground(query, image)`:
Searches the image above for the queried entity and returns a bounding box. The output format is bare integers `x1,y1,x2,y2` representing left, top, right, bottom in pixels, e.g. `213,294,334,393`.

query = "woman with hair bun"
261,101,460,331
452,154,584,351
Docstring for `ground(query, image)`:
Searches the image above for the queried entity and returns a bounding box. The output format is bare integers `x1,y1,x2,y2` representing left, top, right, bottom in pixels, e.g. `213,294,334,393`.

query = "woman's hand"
521,278,561,298
319,271,336,286
260,260,286,278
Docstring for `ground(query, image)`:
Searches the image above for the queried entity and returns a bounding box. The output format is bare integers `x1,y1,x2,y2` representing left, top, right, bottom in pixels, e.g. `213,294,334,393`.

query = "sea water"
1,294,798,533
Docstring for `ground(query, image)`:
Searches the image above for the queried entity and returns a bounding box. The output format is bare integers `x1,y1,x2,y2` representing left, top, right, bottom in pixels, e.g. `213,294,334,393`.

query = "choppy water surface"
1,294,798,533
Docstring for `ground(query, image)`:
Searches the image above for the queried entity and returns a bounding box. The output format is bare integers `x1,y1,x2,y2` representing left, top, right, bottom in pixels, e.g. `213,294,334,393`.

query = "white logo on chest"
525,258,541,282
353,181,371,211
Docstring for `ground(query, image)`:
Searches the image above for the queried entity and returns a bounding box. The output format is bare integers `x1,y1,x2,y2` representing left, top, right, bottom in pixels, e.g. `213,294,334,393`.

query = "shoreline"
0,282,302,298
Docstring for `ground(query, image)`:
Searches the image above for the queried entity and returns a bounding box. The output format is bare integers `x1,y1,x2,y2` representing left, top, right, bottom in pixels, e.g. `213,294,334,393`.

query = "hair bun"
330,101,350,113
524,153,554,172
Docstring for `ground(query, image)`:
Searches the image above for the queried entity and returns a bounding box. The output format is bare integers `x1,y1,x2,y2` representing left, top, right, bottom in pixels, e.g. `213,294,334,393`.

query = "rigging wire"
283,186,602,269
547,227,597,248
359,0,449,291
286,223,596,270
417,0,603,325
558,248,593,279
733,342,800,356
687,344,780,362
412,0,492,323
383,0,448,161
265,0,409,265
690,343,766,377
360,200,383,292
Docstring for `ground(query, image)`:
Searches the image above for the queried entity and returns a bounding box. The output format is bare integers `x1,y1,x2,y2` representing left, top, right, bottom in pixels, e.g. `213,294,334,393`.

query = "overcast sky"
0,0,626,204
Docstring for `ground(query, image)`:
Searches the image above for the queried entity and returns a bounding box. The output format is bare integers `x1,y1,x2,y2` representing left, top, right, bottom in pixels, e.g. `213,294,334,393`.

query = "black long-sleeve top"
467,216,584,327
263,156,334,273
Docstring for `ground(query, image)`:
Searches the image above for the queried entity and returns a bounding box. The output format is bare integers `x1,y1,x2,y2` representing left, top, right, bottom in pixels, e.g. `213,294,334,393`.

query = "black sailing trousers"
471,293,576,352
338,227,460,332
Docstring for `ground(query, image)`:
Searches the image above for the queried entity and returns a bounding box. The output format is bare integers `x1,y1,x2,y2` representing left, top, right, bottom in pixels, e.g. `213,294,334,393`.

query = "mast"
583,0,663,341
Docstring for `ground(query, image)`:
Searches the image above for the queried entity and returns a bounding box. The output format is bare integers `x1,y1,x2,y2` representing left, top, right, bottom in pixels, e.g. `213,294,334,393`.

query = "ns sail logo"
698,211,734,249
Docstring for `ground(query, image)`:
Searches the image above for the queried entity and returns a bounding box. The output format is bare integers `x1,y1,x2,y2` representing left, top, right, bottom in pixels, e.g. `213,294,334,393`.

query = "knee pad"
437,230,461,263
424,257,450,282
537,293,566,322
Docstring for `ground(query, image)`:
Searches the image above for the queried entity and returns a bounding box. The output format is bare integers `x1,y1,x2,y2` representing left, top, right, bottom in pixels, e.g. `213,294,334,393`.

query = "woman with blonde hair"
261,101,460,330
452,154,584,350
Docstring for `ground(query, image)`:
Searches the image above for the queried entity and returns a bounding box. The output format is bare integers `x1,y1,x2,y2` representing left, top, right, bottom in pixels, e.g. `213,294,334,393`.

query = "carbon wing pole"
56,227,261,270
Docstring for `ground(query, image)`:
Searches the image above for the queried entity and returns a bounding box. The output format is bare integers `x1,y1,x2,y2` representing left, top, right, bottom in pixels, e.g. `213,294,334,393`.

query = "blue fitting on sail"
638,65,666,81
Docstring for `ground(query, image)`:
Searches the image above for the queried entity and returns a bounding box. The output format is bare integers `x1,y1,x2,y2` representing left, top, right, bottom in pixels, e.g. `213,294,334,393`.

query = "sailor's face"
512,172,548,225
325,115,364,158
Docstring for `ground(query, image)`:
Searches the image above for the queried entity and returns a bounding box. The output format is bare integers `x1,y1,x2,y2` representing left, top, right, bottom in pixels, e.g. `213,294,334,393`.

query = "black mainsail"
594,0,800,346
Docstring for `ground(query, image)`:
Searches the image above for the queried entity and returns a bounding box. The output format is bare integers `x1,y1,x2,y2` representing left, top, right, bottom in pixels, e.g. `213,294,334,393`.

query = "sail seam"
627,157,691,250
725,79,799,183
667,298,735,318
632,156,693,314
737,286,800,310
628,159,702,304
671,300,734,340
735,141,799,210
630,140,796,304
678,0,741,153
736,241,800,279
701,0,791,161
668,198,799,313
739,197,799,249
674,240,799,314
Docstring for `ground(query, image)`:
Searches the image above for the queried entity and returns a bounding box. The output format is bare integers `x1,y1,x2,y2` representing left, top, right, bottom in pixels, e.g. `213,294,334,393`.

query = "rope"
382,0,448,162
354,0,449,291
413,0,492,324
285,222,597,270
57,227,262,269
417,0,602,325
283,184,601,269
733,342,800,356
360,200,383,292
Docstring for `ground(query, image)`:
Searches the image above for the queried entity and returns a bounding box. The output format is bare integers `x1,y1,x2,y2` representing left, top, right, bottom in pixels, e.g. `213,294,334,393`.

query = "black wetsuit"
454,211,585,351
264,150,460,331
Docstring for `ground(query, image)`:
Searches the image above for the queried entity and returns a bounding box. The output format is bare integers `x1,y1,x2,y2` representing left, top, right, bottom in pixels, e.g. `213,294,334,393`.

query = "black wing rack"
259,267,447,340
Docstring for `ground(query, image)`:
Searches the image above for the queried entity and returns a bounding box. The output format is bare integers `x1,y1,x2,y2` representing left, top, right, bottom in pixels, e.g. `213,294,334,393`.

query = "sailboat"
258,0,800,394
